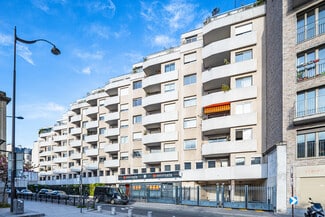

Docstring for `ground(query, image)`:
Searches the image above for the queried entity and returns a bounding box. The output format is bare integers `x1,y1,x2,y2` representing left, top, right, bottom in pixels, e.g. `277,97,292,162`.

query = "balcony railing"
295,105,325,118
296,58,325,81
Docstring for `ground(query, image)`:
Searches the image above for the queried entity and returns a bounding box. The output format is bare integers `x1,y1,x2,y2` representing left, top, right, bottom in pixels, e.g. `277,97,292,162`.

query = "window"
251,157,261,165
164,123,175,132
235,49,252,62
175,164,180,171
235,23,252,35
208,161,216,168
133,80,142,89
120,104,128,112
184,139,197,150
121,152,129,160
120,120,128,128
235,102,251,114
133,149,142,158
165,63,175,72
120,168,126,175
236,128,252,140
99,157,106,163
297,133,317,158
99,114,105,121
150,168,156,173
184,96,196,107
133,132,142,141
120,87,129,96
133,115,142,124
319,132,325,156
164,143,176,152
120,136,128,144
164,103,176,112
196,162,203,169
164,83,175,92
184,117,196,128
133,98,142,107
236,76,252,88
185,35,197,44
235,157,245,166
99,99,105,106
296,87,325,117
184,52,197,64
99,128,106,135
184,74,196,85
133,169,138,174
141,168,146,173
165,165,171,171
184,162,191,170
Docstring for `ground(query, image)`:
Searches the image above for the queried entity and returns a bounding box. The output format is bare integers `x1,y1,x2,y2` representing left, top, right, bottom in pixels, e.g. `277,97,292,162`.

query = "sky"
0,0,256,148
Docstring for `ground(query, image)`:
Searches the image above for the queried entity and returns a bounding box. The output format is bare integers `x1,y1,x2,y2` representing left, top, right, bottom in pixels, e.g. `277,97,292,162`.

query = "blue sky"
0,0,256,148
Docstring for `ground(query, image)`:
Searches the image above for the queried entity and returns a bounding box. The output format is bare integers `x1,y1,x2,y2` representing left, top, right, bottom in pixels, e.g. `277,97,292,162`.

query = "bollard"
147,211,152,217
128,208,133,217
97,205,102,212
111,206,116,215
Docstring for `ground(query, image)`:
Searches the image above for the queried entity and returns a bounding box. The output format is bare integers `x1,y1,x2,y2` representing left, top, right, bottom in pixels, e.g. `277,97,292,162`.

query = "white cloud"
82,67,92,75
88,24,110,39
17,44,34,65
87,0,116,17
75,50,104,60
0,33,11,46
20,102,65,120
153,35,175,47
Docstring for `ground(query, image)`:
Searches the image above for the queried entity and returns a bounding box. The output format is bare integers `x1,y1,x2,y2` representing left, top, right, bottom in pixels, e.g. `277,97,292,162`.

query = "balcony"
85,148,99,156
103,96,119,107
70,127,81,135
293,106,325,125
84,107,98,116
143,111,178,126
85,162,98,170
53,123,67,131
53,134,68,142
202,59,257,84
203,31,257,61
104,143,120,153
70,152,82,159
296,59,325,82
202,86,257,107
39,141,51,147
85,121,99,129
143,91,178,109
104,112,119,122
143,48,180,74
39,161,52,166
106,128,119,137
70,166,81,172
143,131,178,145
71,100,88,111
86,90,107,102
104,159,119,168
202,139,257,156
143,70,178,90
39,171,53,176
53,168,69,174
181,164,267,181
53,146,68,153
84,134,98,143
39,151,52,157
70,114,81,123
202,112,257,132
143,151,178,163
53,157,68,163
70,140,82,147
39,131,52,138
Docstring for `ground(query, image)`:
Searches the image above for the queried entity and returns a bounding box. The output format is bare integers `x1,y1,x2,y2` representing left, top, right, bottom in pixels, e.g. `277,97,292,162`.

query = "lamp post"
10,26,60,212
6,115,24,120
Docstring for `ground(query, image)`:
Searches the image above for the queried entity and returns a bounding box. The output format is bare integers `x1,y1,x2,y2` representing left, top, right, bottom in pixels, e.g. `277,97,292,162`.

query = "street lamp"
6,115,24,120
10,26,60,212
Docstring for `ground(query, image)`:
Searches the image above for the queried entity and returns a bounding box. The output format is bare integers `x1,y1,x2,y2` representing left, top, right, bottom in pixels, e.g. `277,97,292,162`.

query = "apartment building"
0,91,10,150
263,0,325,212
34,3,268,203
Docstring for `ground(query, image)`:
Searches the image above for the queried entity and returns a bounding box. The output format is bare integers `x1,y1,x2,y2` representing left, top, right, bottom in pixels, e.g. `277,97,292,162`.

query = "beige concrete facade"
0,91,10,151
33,3,268,202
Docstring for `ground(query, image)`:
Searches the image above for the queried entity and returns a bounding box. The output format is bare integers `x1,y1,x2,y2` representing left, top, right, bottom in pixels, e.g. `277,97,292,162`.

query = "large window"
235,102,251,114
133,80,142,89
184,117,196,128
297,5,325,43
133,115,142,124
133,98,142,107
297,131,325,158
235,49,252,62
296,87,325,117
164,83,175,92
297,47,325,80
236,76,252,88
184,52,196,64
184,74,196,85
184,96,196,107
120,136,128,144
184,139,197,150
165,63,175,72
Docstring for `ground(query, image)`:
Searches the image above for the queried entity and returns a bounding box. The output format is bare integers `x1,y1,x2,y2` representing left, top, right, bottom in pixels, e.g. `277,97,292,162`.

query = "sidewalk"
0,200,144,217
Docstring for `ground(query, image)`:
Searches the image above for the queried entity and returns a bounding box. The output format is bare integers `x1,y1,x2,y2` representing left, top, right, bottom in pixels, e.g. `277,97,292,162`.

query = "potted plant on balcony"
221,84,230,92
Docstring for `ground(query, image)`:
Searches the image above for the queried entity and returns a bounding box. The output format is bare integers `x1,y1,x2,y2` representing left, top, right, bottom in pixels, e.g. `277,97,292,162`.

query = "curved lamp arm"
15,35,61,55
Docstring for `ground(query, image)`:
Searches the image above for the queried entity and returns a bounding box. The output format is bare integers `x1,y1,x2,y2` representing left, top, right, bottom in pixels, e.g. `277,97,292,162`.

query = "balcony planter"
221,84,230,91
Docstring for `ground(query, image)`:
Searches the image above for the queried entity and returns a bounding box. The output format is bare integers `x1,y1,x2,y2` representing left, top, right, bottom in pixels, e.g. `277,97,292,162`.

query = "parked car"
37,188,53,198
19,189,33,195
50,190,69,199
94,186,128,204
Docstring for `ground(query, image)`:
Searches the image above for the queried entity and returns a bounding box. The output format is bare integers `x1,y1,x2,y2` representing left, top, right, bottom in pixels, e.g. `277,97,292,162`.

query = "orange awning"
204,102,230,114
